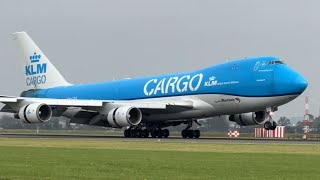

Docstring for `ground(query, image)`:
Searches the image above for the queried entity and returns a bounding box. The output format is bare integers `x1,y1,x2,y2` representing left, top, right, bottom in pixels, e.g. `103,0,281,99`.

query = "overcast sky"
0,0,319,119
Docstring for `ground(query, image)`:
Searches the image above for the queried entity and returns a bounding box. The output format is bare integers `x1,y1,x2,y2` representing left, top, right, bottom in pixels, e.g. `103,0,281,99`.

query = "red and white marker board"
228,130,240,137
254,126,285,138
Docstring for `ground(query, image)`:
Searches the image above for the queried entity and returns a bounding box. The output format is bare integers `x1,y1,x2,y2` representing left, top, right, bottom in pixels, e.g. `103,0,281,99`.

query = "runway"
1,133,319,144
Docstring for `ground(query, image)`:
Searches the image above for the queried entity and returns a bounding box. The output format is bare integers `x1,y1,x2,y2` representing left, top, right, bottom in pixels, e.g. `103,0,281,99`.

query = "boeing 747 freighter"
0,32,308,138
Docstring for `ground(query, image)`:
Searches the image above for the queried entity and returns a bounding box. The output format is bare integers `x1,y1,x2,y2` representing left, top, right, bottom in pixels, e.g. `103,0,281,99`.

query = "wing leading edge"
0,95,194,112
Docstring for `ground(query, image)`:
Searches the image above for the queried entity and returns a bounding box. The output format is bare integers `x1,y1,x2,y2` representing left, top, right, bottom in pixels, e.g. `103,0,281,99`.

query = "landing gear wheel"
187,130,194,138
129,130,136,138
143,129,149,138
270,121,277,130
181,130,188,138
264,121,272,130
157,129,163,138
163,129,169,138
194,130,200,138
151,130,157,138
137,129,143,138
124,129,130,138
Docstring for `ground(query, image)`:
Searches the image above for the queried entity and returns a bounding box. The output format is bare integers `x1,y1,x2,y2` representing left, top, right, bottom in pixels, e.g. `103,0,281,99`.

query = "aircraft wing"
0,95,195,127
0,95,194,112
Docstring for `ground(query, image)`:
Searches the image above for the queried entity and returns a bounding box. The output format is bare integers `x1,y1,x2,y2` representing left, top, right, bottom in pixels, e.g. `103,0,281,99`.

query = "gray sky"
0,0,319,119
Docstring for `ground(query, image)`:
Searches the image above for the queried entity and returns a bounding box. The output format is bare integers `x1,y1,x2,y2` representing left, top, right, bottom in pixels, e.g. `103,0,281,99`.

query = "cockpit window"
268,61,285,65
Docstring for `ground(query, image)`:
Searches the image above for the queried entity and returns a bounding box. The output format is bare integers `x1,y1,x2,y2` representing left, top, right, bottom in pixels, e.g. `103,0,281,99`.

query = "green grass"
0,138,319,180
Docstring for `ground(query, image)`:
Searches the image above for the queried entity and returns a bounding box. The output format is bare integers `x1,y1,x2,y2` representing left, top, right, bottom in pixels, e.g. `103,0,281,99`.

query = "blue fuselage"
21,56,308,100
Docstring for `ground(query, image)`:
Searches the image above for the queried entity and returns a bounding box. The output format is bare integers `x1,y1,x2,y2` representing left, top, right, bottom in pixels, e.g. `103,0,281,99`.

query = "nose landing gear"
264,121,277,130
264,110,277,130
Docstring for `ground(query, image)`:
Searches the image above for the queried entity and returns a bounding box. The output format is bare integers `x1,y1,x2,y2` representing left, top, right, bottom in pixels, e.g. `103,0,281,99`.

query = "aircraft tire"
264,121,272,130
134,130,139,138
181,130,188,138
143,129,149,138
194,130,200,138
151,130,157,138
163,129,169,138
129,130,133,138
157,129,163,138
187,130,194,138
270,121,277,130
137,129,143,138
124,129,130,138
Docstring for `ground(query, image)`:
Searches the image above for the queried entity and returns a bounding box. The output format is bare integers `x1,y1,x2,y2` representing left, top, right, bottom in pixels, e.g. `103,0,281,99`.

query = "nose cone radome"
274,66,308,95
293,74,308,94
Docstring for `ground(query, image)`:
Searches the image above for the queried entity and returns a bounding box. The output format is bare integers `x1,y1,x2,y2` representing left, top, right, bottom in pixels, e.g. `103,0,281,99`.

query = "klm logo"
30,53,41,63
204,76,218,87
25,52,47,86
204,75,240,87
25,53,47,75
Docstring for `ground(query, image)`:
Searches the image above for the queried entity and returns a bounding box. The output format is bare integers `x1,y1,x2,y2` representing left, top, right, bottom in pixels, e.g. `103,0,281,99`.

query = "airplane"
0,31,308,138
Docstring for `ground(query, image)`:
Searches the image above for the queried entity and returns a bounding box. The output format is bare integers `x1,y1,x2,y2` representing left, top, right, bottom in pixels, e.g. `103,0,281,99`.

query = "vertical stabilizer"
13,31,70,89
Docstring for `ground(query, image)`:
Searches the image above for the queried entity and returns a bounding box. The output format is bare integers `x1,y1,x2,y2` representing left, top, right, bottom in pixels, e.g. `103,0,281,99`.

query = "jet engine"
107,106,142,127
229,111,266,126
17,103,53,123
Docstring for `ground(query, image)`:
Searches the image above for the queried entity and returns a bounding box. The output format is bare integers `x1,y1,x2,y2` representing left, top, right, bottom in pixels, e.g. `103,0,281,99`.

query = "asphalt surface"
0,133,320,144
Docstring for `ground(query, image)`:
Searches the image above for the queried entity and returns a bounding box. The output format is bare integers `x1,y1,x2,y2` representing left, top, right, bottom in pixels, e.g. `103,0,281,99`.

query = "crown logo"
209,76,216,81
30,52,41,63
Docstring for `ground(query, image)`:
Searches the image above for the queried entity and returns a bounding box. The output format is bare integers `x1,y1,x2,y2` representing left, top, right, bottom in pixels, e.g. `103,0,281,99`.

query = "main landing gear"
150,129,169,138
181,129,200,139
181,120,201,139
123,120,202,139
124,129,150,138
124,128,170,138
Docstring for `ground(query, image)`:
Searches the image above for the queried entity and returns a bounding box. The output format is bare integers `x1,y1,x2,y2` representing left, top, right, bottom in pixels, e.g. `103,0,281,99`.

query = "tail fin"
12,31,70,89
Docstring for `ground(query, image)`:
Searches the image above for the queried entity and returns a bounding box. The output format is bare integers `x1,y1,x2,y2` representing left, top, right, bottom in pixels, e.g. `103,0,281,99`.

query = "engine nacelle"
17,103,53,123
107,106,142,127
229,111,266,126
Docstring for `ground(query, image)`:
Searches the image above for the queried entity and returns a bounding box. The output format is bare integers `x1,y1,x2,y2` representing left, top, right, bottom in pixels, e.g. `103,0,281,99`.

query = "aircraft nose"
273,66,308,95
293,74,308,93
